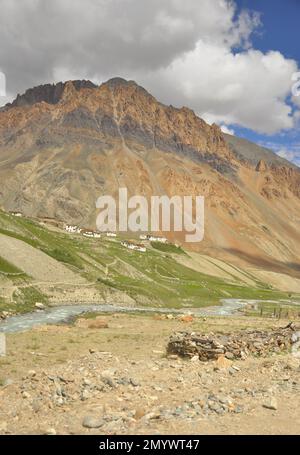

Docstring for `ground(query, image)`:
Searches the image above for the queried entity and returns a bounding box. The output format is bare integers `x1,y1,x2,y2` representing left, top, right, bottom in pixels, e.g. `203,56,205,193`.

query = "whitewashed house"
82,230,101,238
146,235,167,243
106,232,117,238
121,241,146,253
65,225,79,233
10,211,23,218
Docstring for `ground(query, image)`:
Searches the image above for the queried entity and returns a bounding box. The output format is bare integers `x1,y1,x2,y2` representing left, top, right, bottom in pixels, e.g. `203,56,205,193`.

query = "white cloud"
258,140,300,166
0,0,299,135
277,147,300,166
139,44,298,135
277,149,296,161
220,125,235,135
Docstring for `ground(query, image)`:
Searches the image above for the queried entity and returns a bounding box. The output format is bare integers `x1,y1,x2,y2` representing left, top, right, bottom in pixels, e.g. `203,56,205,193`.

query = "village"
64,224,168,253
8,210,170,253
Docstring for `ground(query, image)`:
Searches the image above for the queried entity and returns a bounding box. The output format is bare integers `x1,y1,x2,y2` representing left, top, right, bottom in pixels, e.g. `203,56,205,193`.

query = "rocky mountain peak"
5,80,97,109
104,77,134,88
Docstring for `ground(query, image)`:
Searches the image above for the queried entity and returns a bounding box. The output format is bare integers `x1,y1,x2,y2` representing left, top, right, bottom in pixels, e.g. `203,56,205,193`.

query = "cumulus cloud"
0,0,299,135
141,46,298,134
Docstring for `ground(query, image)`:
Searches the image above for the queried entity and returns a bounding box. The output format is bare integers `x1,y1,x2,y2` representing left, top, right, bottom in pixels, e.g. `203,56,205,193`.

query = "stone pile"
167,323,300,361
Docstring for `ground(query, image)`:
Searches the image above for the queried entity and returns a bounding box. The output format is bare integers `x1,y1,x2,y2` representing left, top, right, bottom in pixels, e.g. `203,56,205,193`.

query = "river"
0,298,291,334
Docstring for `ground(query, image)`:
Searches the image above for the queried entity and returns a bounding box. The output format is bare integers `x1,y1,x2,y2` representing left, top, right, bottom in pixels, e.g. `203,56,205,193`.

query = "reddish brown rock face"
0,78,299,270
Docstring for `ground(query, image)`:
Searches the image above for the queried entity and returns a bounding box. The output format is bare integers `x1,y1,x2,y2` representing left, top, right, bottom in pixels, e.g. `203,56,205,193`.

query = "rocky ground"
0,314,299,435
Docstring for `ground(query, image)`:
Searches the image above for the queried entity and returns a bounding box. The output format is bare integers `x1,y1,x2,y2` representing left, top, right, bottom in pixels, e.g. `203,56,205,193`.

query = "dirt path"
0,233,85,283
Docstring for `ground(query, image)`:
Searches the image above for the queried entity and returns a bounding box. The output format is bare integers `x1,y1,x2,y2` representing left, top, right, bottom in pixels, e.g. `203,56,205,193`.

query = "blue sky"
237,0,299,62
233,0,300,165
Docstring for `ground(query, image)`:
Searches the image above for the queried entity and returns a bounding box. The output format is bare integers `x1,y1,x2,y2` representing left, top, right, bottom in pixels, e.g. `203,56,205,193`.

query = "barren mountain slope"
0,78,299,272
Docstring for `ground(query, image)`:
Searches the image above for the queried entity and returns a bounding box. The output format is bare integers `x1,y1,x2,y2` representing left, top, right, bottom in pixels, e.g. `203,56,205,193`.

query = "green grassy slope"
0,256,24,275
0,210,297,311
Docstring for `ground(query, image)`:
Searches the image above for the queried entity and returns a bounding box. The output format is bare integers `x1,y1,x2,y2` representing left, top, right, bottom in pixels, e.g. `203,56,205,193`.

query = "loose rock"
263,398,278,411
82,416,104,429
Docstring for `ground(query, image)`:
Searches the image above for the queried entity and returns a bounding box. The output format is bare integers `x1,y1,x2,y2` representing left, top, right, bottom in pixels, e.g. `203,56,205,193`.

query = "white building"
10,211,23,218
106,232,117,238
83,231,92,238
65,225,78,233
83,231,101,238
121,241,146,253
146,235,168,243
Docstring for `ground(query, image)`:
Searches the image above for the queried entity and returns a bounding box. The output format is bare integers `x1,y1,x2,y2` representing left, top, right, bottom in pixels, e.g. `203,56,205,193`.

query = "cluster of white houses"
64,225,170,253
65,225,82,234
139,234,167,243
64,225,117,239
5,211,167,256
121,234,168,253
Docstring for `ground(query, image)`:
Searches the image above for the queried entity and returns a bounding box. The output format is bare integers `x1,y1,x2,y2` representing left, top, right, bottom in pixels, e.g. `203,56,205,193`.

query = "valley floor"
0,313,299,435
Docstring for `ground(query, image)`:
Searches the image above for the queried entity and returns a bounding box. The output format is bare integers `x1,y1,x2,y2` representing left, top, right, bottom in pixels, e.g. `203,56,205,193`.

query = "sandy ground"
0,314,299,435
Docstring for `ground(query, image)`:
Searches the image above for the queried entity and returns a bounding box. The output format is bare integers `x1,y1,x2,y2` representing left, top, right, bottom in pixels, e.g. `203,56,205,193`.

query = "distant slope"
224,133,297,168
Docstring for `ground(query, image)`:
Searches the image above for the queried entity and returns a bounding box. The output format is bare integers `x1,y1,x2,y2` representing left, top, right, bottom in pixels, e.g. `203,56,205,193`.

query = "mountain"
0,78,299,275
